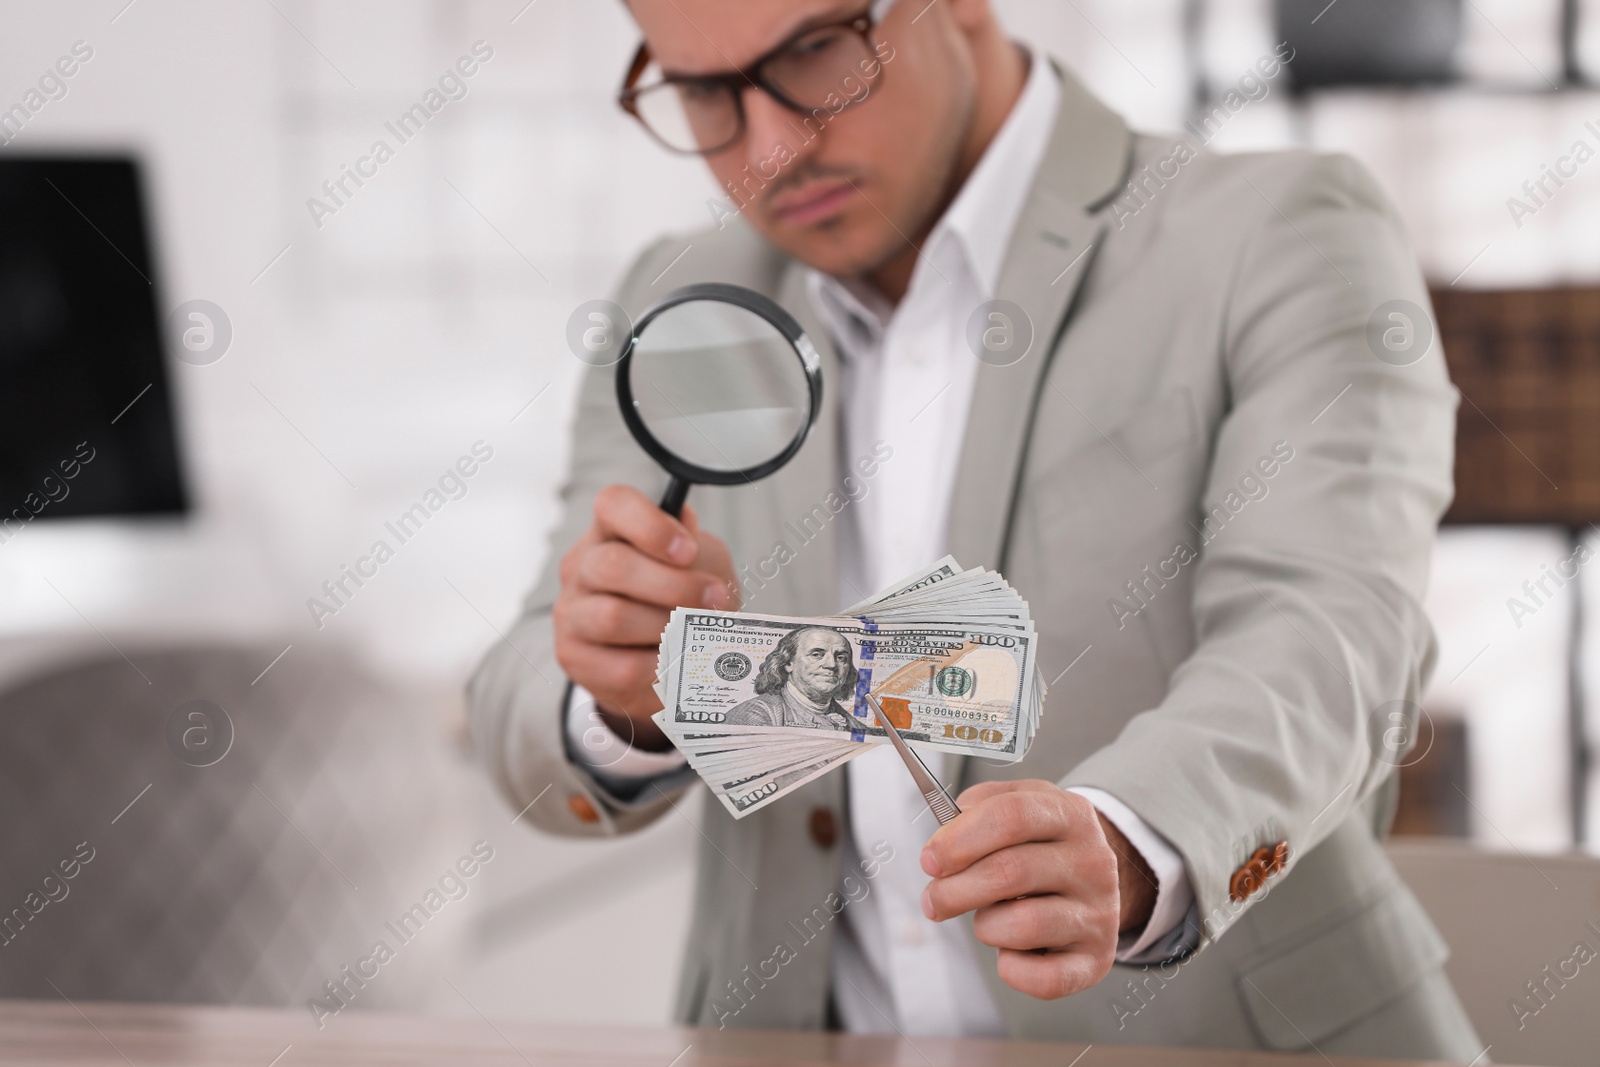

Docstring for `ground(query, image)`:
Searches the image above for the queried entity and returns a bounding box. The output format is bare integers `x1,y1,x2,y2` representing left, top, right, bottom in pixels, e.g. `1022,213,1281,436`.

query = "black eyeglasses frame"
617,8,886,156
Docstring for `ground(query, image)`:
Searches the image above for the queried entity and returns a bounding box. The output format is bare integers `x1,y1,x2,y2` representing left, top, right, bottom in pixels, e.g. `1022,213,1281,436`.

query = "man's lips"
769,180,856,226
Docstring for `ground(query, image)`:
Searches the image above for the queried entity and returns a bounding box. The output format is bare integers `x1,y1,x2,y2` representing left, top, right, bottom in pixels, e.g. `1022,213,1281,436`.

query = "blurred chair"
1436,287,1600,525
1391,713,1473,837
0,642,467,1009
1389,840,1600,1067
1433,285,1600,847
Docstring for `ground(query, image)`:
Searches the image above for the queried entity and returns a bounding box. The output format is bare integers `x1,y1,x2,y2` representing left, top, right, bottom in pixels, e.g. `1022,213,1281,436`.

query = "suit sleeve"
1060,152,1456,948
465,236,694,838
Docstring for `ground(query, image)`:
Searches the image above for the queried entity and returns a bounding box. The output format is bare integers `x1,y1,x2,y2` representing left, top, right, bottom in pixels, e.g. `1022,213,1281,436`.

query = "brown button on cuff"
1230,840,1289,902
809,807,837,849
568,793,600,824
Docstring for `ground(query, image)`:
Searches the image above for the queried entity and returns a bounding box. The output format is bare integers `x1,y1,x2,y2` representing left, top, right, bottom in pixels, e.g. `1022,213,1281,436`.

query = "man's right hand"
553,484,739,749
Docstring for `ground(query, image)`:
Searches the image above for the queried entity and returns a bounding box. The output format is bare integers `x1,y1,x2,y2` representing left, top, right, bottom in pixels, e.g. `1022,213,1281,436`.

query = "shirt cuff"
564,684,688,781
1067,785,1198,964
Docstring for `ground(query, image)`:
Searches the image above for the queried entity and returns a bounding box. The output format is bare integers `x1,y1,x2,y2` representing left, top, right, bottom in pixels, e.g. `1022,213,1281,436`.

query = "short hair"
753,626,858,702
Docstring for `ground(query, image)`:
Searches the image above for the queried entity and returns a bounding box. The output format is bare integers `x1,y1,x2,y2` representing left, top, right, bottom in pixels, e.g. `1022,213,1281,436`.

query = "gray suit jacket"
469,68,1480,1059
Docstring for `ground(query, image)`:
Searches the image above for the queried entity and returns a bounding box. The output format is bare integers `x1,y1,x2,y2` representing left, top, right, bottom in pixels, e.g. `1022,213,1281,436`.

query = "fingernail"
703,583,727,609
920,886,935,920
921,847,941,877
668,536,694,563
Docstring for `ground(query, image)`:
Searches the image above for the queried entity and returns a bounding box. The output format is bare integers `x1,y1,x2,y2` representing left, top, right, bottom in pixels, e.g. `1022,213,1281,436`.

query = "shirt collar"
806,46,1062,347
937,45,1061,298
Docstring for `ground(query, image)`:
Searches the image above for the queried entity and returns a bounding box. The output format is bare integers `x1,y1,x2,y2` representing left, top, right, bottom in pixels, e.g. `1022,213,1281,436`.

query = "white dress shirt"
567,47,1195,1037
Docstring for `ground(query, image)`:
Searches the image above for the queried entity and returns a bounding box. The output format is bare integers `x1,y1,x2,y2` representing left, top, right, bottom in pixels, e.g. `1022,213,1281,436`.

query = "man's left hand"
920,780,1158,1000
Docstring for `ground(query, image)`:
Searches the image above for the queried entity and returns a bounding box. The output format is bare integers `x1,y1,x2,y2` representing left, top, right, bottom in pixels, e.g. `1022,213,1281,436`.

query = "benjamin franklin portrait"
724,626,859,730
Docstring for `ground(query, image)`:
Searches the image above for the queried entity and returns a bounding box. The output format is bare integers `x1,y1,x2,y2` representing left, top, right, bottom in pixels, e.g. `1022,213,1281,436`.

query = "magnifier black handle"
659,476,689,518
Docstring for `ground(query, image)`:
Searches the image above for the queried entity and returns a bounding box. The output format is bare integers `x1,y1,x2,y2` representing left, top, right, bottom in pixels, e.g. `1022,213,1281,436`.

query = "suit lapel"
947,66,1132,573
944,67,1131,794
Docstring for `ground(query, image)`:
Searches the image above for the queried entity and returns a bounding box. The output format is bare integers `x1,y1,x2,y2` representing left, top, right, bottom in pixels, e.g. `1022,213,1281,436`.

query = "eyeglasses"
618,2,895,156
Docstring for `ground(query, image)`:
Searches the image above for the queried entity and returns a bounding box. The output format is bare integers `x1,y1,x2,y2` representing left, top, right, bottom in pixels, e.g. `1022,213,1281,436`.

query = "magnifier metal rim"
615,282,823,488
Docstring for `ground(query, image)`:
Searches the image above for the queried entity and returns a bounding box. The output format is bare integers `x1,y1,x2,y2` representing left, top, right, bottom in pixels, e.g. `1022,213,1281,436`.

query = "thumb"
679,503,701,538
955,778,1061,809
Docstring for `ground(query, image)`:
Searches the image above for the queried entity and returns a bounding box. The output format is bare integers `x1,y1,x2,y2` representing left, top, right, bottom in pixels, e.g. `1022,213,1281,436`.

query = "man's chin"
755,218,904,282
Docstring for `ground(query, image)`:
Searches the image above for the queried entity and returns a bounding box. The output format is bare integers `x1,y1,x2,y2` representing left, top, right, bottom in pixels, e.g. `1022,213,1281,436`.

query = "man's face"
627,0,979,279
787,628,853,703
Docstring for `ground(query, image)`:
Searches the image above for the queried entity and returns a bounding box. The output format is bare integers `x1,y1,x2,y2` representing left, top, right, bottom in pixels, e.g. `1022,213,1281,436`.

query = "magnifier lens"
628,300,812,474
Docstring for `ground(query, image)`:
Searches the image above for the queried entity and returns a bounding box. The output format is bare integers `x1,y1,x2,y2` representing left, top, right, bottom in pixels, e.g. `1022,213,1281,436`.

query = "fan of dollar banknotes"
652,557,1045,818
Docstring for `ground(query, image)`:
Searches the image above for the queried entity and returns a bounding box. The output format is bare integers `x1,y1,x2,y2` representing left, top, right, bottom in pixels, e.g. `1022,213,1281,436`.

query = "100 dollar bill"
661,611,1034,759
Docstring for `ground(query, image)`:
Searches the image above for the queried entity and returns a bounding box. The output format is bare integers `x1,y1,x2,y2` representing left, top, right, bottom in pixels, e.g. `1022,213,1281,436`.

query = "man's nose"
740,86,811,172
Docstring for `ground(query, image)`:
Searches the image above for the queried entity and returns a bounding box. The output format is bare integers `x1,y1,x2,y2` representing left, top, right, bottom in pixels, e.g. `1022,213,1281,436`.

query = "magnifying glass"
616,283,823,517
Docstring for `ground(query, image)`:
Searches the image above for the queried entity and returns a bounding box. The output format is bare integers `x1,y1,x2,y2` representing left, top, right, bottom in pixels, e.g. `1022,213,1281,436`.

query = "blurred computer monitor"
0,155,187,531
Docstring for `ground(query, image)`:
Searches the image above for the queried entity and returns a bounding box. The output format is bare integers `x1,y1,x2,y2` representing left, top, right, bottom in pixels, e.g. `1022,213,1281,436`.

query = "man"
724,627,857,730
470,0,1481,1057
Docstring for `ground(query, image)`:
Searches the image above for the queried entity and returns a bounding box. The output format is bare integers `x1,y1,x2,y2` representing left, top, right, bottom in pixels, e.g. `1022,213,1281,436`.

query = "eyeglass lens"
633,23,880,153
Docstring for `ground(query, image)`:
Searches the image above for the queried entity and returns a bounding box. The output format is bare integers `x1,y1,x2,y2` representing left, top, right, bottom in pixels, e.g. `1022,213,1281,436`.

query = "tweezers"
864,692,962,825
